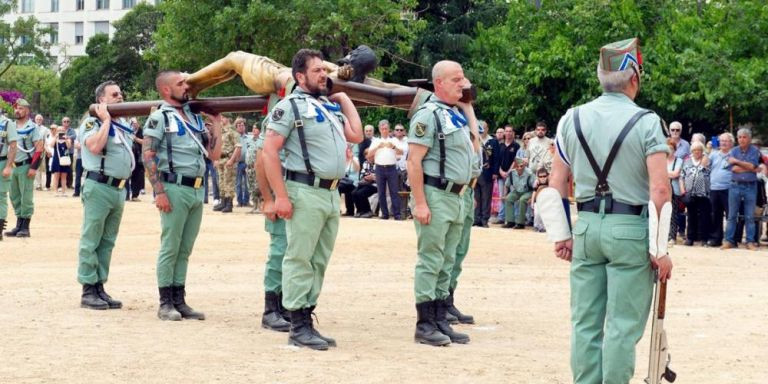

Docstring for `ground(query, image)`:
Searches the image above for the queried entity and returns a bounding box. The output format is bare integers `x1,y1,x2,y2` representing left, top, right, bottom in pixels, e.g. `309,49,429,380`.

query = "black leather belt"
285,170,339,190
86,171,126,189
577,199,644,215
423,174,467,195
14,159,31,167
161,171,203,189
376,164,396,169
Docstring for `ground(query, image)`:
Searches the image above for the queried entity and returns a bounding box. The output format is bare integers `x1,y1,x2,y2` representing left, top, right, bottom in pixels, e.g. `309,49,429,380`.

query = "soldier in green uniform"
4,99,43,238
76,81,134,310
262,49,362,350
445,142,481,325
407,61,476,346
142,70,223,321
0,113,18,240
214,118,240,213
244,123,261,213
254,117,290,332
546,38,673,383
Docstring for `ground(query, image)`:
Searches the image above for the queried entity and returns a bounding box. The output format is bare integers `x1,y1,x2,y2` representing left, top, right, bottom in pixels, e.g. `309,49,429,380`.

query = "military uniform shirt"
267,88,347,180
143,102,207,178
555,92,668,205
471,148,482,178
14,120,41,162
408,97,474,185
79,117,135,180
0,117,18,157
220,125,239,160
505,167,535,193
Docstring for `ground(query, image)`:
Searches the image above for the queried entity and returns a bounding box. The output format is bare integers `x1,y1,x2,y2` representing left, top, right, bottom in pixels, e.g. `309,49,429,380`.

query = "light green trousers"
0,159,9,220
264,217,286,293
10,164,34,218
505,190,532,224
282,180,340,311
450,188,474,291
77,180,126,284
156,182,204,287
570,210,653,384
413,185,465,304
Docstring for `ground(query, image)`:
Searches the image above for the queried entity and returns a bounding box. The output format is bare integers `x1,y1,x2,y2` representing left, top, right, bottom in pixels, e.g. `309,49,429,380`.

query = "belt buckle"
329,179,339,190
194,177,203,189
117,179,126,189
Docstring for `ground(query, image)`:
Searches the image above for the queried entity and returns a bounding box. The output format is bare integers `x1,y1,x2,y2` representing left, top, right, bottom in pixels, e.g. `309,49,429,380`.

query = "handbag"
57,144,71,166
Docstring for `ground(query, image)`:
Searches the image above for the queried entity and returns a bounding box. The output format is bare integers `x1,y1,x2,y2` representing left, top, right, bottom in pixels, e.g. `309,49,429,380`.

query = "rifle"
645,275,677,384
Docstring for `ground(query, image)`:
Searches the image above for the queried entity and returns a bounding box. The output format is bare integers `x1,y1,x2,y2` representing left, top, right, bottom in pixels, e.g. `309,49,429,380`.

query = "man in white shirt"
368,119,403,219
527,121,553,172
34,114,50,190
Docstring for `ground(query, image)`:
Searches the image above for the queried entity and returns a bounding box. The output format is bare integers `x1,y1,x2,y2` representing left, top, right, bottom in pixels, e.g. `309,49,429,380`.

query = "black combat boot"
277,292,290,321
80,284,109,310
221,197,233,213
0,218,6,241
262,291,290,332
446,289,475,324
212,198,225,212
288,309,328,350
435,299,470,344
95,282,122,309
157,287,182,321
15,218,30,237
171,285,205,320
4,217,21,237
414,301,451,346
307,306,336,347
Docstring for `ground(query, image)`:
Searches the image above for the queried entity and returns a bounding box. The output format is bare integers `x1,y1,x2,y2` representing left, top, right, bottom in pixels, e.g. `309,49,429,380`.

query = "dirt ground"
0,189,766,383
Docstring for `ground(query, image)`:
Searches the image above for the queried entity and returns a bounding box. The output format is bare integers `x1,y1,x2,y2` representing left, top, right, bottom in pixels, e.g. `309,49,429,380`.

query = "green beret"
599,38,642,73
14,98,31,108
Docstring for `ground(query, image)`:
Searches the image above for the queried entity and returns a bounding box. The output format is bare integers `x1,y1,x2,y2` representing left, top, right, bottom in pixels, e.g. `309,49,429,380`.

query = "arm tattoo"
142,136,165,194
207,135,218,154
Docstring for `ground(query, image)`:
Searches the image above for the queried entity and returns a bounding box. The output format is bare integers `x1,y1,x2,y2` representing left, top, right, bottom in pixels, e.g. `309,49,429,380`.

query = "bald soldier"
539,38,673,383
143,71,223,321
263,48,362,350
407,60,478,346
0,112,18,239
4,99,43,238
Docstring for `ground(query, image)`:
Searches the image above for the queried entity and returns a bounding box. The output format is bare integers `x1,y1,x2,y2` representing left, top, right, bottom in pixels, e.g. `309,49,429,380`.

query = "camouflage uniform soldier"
214,121,240,213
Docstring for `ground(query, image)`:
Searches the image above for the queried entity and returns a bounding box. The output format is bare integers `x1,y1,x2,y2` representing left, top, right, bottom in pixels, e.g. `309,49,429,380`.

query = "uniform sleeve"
31,126,43,142
143,111,165,141
642,114,669,157
78,119,99,149
5,120,18,142
555,110,572,167
407,109,435,148
266,99,294,138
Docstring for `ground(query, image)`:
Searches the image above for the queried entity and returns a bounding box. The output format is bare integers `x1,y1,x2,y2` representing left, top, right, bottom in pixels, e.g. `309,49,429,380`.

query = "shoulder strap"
573,107,652,194
162,111,175,174
289,98,313,175
432,109,446,183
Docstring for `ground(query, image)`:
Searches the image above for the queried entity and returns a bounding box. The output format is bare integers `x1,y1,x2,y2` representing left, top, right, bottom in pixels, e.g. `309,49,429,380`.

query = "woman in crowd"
339,145,360,217
47,124,72,197
515,131,532,167
667,138,683,243
680,142,711,246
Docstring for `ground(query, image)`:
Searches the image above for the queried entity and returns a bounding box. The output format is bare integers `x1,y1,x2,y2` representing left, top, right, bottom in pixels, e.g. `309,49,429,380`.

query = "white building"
2,0,161,70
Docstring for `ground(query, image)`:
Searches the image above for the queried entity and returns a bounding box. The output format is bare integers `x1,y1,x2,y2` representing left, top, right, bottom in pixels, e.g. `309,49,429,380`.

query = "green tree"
0,65,70,119
0,2,52,78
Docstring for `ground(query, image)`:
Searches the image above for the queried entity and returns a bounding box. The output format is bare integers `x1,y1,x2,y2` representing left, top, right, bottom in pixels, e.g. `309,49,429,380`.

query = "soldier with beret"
4,99,43,238
545,38,673,383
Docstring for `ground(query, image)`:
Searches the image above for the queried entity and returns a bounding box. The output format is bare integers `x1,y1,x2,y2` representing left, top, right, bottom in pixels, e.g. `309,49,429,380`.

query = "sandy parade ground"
0,189,766,384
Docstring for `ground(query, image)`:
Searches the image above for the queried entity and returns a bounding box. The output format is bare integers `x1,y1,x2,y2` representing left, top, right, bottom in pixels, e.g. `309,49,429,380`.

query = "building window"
21,0,34,13
122,0,135,9
96,0,109,10
49,23,58,44
50,0,58,12
76,0,84,10
75,22,83,45
94,21,110,36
